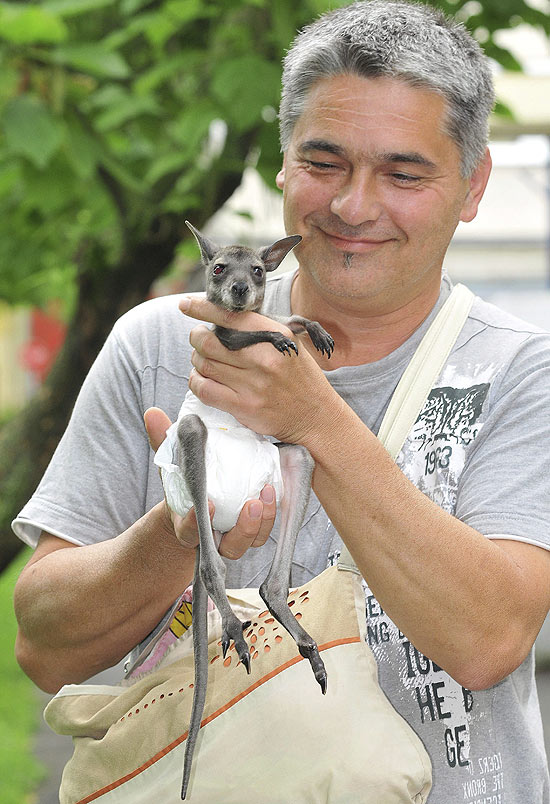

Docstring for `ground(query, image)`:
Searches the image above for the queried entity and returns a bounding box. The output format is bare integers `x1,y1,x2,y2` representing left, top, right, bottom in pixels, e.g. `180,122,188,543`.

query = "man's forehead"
304,73,445,112
288,75,455,167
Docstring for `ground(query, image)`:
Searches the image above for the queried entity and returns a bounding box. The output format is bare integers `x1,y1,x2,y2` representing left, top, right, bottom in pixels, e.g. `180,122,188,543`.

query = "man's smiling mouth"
322,230,393,252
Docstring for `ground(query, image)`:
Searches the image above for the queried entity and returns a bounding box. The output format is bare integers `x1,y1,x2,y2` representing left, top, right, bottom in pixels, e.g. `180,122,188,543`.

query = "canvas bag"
44,284,474,804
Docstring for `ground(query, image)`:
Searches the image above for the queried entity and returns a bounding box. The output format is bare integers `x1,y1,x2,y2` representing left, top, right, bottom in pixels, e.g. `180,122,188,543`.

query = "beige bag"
44,284,474,804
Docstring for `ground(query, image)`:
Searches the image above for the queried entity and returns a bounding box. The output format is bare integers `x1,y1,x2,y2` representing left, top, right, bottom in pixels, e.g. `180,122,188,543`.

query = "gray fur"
179,223,334,799
279,0,495,177
185,221,335,358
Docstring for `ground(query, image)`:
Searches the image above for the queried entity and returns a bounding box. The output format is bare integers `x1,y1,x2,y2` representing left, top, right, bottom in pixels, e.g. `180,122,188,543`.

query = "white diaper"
154,390,284,533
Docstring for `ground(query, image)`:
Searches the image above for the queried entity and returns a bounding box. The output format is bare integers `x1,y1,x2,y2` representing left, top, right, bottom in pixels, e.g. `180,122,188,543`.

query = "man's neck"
290,270,442,369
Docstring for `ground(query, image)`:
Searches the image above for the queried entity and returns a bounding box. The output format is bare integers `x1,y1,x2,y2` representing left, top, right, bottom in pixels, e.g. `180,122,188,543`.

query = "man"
13,1,550,801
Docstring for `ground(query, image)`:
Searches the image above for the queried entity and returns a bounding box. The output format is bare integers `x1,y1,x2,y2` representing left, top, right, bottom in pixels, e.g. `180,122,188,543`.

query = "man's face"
277,74,490,310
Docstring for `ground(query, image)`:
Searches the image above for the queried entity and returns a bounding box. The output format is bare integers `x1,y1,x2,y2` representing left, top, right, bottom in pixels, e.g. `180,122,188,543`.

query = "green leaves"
0,3,68,45
92,89,160,131
2,97,64,169
51,43,130,79
43,0,117,17
212,56,282,131
64,112,99,178
0,0,545,315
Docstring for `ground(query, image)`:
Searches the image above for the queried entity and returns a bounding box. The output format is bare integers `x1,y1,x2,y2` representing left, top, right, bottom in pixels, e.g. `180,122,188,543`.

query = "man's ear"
460,148,492,223
276,155,286,190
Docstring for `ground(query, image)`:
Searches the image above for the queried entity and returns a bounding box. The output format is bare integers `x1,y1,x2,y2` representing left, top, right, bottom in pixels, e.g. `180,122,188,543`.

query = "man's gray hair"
279,0,495,176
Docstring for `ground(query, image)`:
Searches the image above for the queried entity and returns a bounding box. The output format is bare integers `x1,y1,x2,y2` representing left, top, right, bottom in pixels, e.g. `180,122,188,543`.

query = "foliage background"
1,0,548,316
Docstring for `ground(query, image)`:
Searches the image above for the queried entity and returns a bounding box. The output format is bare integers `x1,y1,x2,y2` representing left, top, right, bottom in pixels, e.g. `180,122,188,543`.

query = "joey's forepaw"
306,322,335,359
272,333,299,356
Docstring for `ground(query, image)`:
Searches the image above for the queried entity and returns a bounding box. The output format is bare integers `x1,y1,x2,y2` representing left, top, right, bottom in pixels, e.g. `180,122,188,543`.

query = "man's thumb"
144,407,172,452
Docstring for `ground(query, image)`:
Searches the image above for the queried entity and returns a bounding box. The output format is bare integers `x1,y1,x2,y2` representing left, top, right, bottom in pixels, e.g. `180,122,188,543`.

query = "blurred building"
0,304,66,415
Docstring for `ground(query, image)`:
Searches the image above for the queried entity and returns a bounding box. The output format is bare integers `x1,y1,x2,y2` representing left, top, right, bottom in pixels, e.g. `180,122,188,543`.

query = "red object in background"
20,308,66,383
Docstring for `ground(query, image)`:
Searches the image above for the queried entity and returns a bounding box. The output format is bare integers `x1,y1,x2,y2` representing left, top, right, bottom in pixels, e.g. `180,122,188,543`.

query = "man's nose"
329,169,382,226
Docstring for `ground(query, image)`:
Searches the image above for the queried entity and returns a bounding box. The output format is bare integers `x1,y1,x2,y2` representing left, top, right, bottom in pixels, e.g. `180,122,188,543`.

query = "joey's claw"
307,323,335,358
222,617,251,673
274,337,298,356
321,336,335,359
318,672,328,695
241,651,251,674
283,339,298,356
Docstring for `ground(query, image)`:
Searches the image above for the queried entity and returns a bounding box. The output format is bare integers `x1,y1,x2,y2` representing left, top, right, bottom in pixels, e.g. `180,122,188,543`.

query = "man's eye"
306,160,337,170
213,263,226,275
392,173,422,184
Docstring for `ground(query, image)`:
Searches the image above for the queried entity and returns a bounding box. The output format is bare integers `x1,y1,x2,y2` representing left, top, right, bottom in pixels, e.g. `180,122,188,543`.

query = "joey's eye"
212,263,226,275
253,266,264,278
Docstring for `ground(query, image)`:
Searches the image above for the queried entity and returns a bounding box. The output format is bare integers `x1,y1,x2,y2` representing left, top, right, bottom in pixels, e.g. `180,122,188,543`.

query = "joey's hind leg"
259,444,327,693
176,414,251,672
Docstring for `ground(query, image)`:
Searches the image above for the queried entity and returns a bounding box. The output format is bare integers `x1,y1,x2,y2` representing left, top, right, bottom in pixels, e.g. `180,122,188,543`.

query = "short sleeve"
12,322,152,548
455,332,550,550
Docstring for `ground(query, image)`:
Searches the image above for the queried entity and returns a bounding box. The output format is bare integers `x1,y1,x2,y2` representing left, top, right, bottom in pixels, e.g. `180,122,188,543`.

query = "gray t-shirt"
13,271,550,803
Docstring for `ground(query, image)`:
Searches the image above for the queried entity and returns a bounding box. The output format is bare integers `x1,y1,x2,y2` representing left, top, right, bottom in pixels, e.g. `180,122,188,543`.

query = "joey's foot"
306,323,335,359
271,333,298,356
221,618,251,673
299,642,328,694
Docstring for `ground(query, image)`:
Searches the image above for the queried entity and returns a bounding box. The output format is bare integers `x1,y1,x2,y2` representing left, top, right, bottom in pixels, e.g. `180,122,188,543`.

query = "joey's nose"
231,282,249,299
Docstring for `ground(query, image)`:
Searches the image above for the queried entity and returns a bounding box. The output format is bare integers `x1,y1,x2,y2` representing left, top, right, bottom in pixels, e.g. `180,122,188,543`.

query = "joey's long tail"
181,548,208,800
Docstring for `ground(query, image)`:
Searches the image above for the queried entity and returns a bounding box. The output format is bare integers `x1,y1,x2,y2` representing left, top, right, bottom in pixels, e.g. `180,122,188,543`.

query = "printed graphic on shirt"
399,381,490,515
411,383,490,450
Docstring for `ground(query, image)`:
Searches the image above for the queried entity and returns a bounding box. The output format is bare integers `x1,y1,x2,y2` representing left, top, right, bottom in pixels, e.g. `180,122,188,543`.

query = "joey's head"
185,221,301,313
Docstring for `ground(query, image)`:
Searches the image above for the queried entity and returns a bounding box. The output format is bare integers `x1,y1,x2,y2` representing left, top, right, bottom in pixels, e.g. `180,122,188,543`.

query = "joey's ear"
185,220,219,264
258,235,302,272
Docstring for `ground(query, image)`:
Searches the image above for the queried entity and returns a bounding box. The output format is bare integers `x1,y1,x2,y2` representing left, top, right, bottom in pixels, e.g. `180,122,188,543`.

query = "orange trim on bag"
75,636,360,804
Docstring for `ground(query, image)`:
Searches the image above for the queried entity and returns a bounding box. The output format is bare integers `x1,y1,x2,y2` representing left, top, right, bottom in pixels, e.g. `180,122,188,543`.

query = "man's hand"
144,407,277,559
178,296,340,445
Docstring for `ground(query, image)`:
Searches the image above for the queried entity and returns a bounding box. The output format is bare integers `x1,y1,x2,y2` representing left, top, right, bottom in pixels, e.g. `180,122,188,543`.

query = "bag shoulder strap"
377,283,475,461
338,283,475,572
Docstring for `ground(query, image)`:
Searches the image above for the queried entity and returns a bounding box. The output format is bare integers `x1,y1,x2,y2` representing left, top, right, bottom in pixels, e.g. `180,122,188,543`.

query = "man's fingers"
252,485,277,547
180,295,292,337
144,407,172,452
218,486,277,559
179,295,241,327
171,502,215,551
